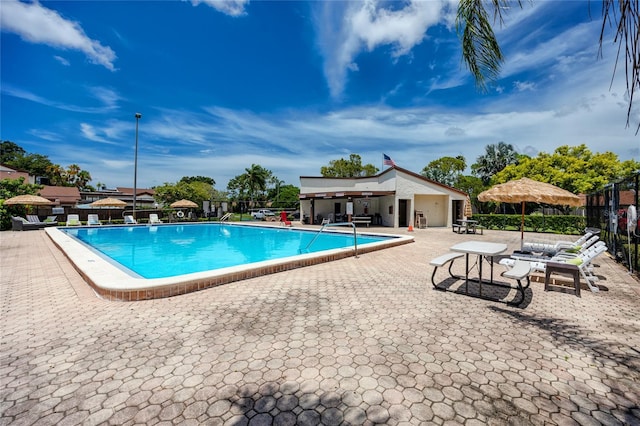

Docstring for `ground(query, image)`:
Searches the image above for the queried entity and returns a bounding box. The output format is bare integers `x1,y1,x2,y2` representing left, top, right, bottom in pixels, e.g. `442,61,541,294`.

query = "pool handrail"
304,222,358,257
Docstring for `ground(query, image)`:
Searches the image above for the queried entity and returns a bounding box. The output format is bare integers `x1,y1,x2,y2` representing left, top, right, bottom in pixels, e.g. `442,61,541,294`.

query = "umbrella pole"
521,201,525,250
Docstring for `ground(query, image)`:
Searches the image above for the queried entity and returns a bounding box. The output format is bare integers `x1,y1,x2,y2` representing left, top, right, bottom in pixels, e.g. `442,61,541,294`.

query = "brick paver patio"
1,227,639,425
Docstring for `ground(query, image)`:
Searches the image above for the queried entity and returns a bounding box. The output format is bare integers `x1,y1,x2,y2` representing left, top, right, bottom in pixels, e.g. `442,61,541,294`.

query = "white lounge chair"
149,213,162,224
124,215,138,224
87,214,102,226
501,243,608,292
66,214,81,226
521,232,596,256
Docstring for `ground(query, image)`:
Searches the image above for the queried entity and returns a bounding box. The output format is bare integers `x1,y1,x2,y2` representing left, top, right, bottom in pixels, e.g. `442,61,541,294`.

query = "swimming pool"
47,223,412,301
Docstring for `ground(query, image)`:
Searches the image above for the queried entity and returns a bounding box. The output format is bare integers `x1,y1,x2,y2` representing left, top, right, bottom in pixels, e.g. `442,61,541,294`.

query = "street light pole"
133,112,142,219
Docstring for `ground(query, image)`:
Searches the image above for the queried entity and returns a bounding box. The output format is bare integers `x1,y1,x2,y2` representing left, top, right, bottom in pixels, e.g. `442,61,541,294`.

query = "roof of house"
39,186,81,205
116,187,155,196
300,165,469,197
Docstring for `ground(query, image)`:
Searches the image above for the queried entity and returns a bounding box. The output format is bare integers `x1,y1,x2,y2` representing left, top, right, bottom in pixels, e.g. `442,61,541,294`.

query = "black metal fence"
586,172,639,277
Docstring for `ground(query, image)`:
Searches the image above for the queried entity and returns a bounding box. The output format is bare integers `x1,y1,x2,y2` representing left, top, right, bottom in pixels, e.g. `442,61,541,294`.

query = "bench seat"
430,252,464,287
500,260,532,305
351,217,371,227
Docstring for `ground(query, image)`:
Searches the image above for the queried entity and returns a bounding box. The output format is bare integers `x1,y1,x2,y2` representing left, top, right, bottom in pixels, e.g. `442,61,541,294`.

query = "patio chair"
87,214,102,226
149,213,162,224
66,214,81,226
44,215,57,223
124,215,138,224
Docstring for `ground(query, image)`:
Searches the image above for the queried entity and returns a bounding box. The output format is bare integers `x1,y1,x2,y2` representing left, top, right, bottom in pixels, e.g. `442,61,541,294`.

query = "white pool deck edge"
46,223,414,301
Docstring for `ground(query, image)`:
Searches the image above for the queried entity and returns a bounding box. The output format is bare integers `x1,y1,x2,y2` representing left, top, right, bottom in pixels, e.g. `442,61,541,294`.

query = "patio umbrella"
170,199,198,220
464,195,473,218
477,177,582,248
90,197,127,223
3,194,54,206
170,199,198,208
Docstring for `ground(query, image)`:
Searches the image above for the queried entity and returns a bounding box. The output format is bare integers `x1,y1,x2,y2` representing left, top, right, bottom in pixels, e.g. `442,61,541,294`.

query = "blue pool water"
62,223,392,279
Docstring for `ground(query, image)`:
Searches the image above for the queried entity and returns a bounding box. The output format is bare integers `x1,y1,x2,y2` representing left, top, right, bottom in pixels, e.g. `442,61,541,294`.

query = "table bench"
351,216,371,227
500,260,532,305
429,252,464,287
452,223,463,233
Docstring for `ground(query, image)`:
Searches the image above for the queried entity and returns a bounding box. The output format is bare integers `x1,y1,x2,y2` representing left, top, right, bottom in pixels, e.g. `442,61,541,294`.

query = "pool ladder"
303,222,359,257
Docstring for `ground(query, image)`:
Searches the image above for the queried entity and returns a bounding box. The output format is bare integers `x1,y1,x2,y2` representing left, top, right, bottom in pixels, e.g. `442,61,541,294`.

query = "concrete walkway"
1,227,639,425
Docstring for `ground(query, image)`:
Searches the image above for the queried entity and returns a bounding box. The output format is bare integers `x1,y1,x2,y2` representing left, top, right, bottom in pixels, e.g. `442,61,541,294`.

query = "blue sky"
2,0,638,190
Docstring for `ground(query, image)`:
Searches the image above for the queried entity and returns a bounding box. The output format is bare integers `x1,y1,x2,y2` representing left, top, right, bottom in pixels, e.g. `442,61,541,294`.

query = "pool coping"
46,223,413,301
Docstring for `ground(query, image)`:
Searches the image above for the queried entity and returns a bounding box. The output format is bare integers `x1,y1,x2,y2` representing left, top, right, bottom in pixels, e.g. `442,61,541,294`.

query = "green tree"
180,176,216,186
321,154,378,177
268,184,300,209
457,0,639,131
243,164,271,207
0,141,26,164
421,156,466,187
493,144,640,194
153,178,219,211
9,153,55,178
0,177,44,230
471,142,519,185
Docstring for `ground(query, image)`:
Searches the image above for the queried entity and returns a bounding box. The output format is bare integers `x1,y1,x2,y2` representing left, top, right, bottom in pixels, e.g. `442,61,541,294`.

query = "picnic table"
452,219,480,234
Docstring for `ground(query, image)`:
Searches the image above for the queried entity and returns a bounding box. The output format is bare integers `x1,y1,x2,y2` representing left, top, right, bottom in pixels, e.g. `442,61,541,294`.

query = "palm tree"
243,164,269,208
457,0,639,132
472,142,518,185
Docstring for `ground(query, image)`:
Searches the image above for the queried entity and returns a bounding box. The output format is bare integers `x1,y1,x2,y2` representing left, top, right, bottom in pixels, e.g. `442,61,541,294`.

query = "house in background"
116,187,157,208
1,164,35,184
39,186,81,208
299,166,469,228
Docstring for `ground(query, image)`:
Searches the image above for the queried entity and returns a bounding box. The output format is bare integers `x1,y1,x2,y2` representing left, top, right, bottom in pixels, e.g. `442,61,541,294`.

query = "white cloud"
0,0,116,70
54,55,70,66
190,0,248,17
513,81,536,92
314,0,456,99
1,84,121,113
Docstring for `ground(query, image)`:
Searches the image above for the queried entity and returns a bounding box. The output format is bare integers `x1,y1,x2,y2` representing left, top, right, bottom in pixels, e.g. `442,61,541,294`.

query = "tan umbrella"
464,195,473,218
90,197,127,207
3,194,54,206
90,197,127,223
170,199,198,208
478,177,582,248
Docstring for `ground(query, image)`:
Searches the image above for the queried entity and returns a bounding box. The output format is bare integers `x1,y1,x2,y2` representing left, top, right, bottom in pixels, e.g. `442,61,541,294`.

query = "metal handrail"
303,222,358,257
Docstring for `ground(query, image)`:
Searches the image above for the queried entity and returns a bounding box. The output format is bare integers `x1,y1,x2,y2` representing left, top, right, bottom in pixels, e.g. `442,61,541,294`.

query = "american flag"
383,154,396,167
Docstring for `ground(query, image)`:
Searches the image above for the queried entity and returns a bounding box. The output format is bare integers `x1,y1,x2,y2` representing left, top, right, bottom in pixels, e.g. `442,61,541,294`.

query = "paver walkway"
1,227,639,425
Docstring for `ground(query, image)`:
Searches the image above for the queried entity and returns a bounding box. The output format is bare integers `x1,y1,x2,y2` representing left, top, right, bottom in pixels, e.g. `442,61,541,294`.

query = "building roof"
116,187,155,196
39,186,81,205
300,165,468,198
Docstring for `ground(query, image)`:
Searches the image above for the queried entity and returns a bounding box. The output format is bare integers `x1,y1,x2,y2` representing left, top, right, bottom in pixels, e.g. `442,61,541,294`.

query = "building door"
399,199,409,227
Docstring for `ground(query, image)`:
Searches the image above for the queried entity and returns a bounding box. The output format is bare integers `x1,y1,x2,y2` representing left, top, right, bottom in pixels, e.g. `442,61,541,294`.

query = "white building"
299,166,470,228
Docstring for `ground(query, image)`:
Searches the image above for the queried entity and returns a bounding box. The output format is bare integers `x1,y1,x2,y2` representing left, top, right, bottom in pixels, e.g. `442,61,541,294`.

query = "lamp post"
133,112,142,219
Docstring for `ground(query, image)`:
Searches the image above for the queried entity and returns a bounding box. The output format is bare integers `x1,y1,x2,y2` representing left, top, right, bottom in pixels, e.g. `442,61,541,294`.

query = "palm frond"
601,0,640,134
456,0,514,91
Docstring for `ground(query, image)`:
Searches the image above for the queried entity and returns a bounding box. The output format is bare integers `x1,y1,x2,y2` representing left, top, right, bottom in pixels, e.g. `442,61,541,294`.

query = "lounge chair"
27,214,43,223
66,214,81,226
124,215,138,224
149,213,162,224
87,214,102,226
501,243,608,292
44,215,57,223
521,232,596,256
11,216,42,231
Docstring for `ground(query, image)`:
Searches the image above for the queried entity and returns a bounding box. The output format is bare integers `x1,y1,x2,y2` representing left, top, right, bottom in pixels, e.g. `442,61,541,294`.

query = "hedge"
473,214,587,235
